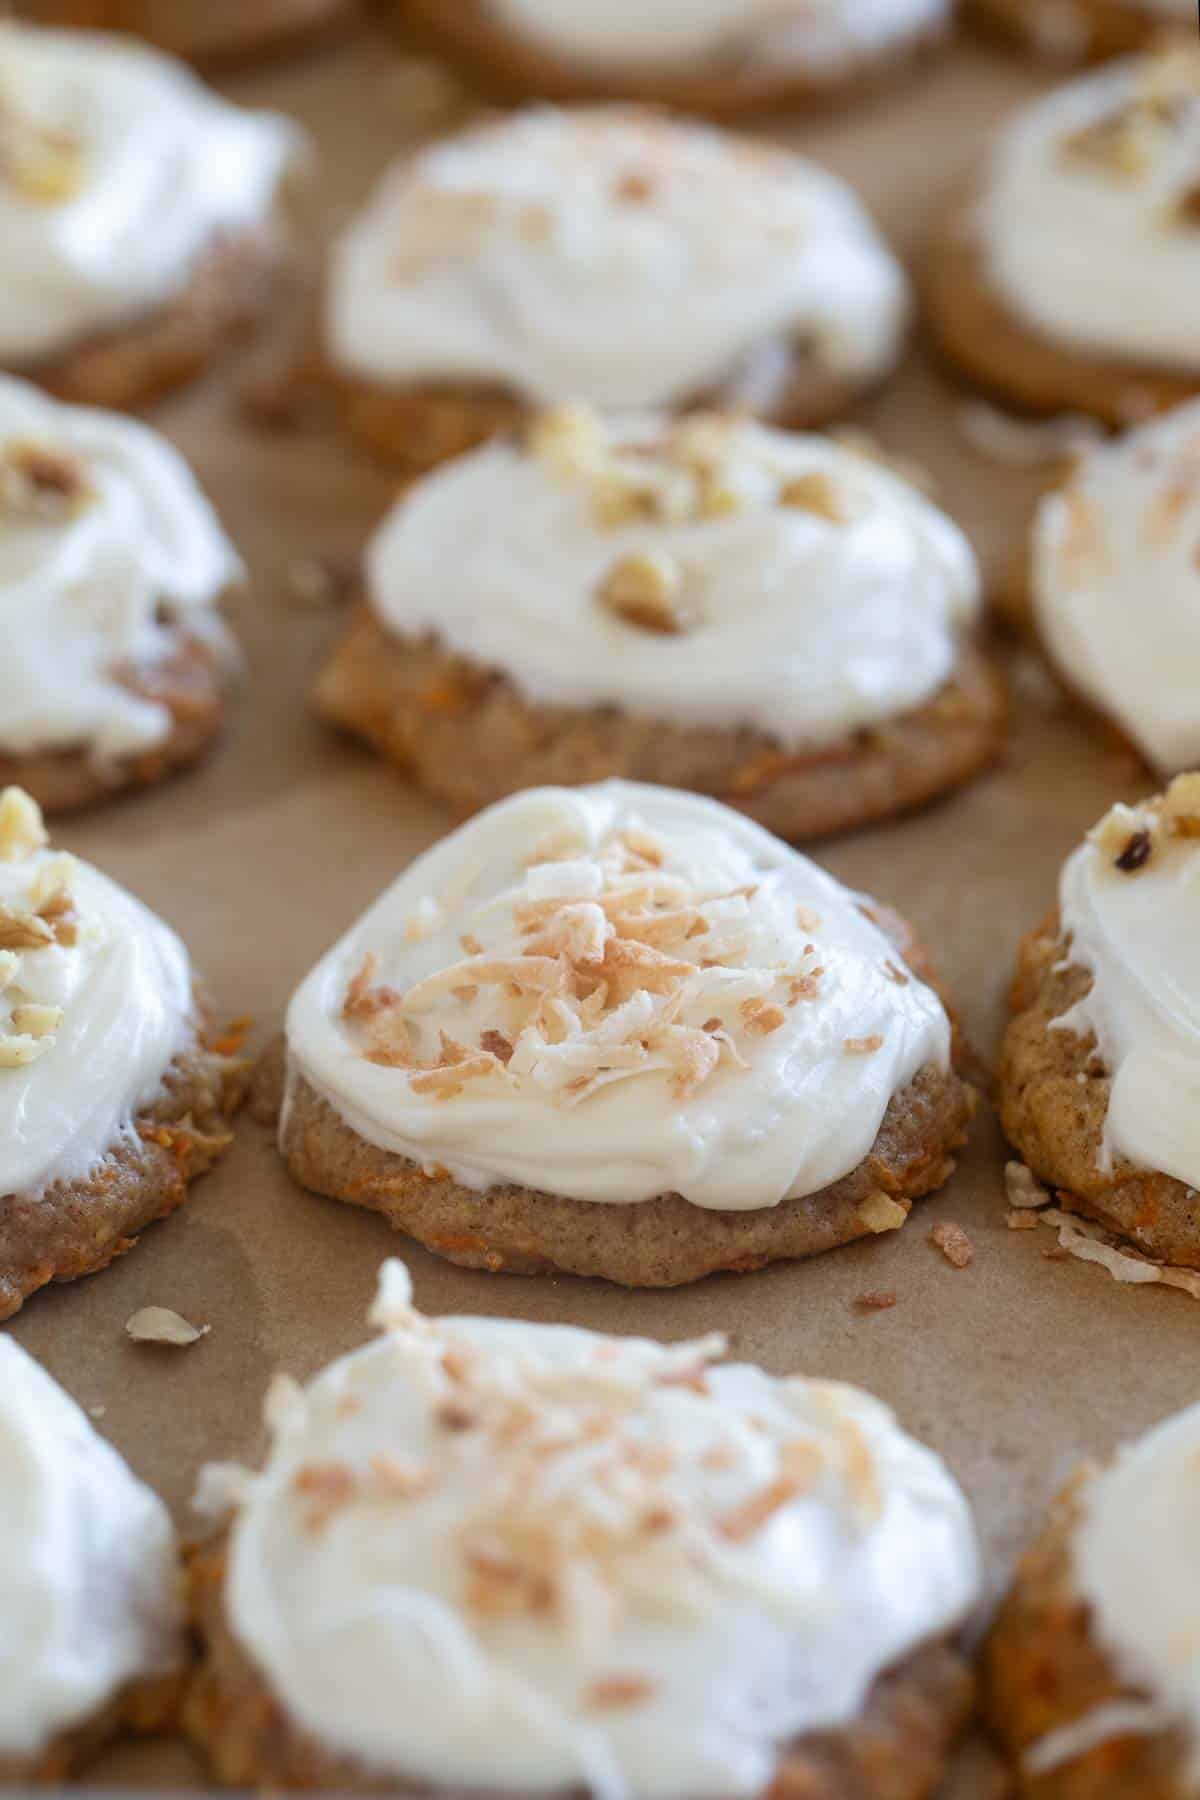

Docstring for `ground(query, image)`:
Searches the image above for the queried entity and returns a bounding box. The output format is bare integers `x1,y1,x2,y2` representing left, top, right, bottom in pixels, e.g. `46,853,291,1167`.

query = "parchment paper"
6,24,1188,1796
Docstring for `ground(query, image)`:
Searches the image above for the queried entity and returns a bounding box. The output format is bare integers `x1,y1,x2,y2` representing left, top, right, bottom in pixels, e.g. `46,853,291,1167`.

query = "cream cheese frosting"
210,1259,980,1800
1033,400,1200,774
976,49,1200,369
327,108,909,408
485,0,948,72
0,789,194,1197
0,21,296,364
0,1335,180,1758
366,408,981,748
1057,779,1200,1192
1068,1401,1200,1772
285,781,953,1211
0,374,240,763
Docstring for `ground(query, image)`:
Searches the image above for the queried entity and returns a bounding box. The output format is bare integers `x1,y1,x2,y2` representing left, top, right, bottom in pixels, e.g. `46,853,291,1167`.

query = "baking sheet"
5,23,1189,1795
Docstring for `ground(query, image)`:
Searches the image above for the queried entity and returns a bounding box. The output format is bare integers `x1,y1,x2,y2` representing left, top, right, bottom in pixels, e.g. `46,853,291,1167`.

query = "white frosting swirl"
0,1336,180,1758
0,22,296,363
215,1260,980,1800
1058,802,1200,1190
1073,1401,1200,1767
285,782,953,1211
0,375,240,762
327,109,909,408
366,412,980,748
977,56,1200,369
0,831,194,1197
485,0,948,72
1033,400,1200,774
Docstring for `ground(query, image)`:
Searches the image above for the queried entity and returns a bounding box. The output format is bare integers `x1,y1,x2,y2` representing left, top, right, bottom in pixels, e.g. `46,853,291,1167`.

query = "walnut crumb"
0,440,93,521
853,1290,897,1311
778,471,843,521
858,1193,909,1235
0,788,47,862
597,551,692,635
931,1221,973,1268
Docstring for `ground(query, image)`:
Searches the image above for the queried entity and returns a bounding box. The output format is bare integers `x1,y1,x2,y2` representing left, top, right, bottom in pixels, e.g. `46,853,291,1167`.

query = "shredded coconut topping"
340,822,825,1110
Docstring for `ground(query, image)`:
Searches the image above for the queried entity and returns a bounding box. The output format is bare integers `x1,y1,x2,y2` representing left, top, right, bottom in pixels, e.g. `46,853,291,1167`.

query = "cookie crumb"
1005,1160,1050,1210
853,1290,897,1311
858,1193,909,1235
1006,1210,1040,1231
931,1221,973,1268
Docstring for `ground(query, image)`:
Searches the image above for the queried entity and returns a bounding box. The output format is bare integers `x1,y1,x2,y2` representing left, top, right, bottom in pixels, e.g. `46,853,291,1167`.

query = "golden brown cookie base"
0,1669,187,1785
312,610,1006,842
962,0,1178,63
1000,911,1200,1266
185,1532,974,1796
368,0,946,117
13,225,287,412
983,1479,1188,1798
922,187,1200,428
14,0,353,68
0,631,232,817
278,1056,975,1289
0,1013,249,1320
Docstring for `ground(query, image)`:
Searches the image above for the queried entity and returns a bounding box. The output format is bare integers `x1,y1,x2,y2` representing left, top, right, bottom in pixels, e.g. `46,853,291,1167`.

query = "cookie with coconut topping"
14,1,352,68
1025,398,1200,772
372,0,949,117
185,1259,980,1796
0,21,298,407
326,107,910,472
1000,775,1200,1270
963,0,1196,65
314,408,1003,838
0,787,246,1317
984,1398,1200,1797
0,1336,183,1780
0,376,243,813
278,781,976,1287
923,45,1200,426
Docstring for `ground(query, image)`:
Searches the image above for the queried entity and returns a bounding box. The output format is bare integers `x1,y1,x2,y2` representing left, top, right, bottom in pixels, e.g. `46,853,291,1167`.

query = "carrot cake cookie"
0,787,245,1318
0,374,242,813
1000,776,1200,1269
963,0,1197,64
279,781,976,1286
0,21,298,407
923,45,1200,425
0,1336,182,1781
327,107,911,471
315,407,1002,836
186,1259,981,1796
985,1398,1200,1795
14,1,352,67
373,0,949,115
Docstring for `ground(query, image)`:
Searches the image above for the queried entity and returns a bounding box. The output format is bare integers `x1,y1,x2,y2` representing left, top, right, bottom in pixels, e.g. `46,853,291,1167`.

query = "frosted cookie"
1027,398,1200,772
1000,776,1200,1269
185,1259,980,1795
923,46,1200,426
14,1,352,68
0,788,246,1318
278,781,976,1288
327,108,910,472
0,22,298,408
372,0,949,116
984,1400,1200,1796
963,0,1197,65
0,1337,183,1780
314,408,1003,837
0,376,242,813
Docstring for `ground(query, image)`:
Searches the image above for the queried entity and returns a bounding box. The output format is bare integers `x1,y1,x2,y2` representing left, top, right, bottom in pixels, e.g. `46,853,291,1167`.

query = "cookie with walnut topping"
279,780,976,1287
184,1258,980,1796
0,23,296,409
963,0,1195,64
369,0,949,117
0,375,243,814
326,106,911,472
314,407,1004,841
0,787,246,1318
923,47,1200,425
1000,776,1200,1269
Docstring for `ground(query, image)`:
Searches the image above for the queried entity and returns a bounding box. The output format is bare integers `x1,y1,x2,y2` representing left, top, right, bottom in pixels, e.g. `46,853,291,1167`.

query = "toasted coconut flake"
1005,1161,1050,1210
293,1461,359,1532
585,1676,658,1711
843,1033,884,1056
931,1221,973,1269
1039,1208,1200,1299
125,1306,209,1347
858,1193,909,1235
853,1289,898,1311
1007,1209,1040,1231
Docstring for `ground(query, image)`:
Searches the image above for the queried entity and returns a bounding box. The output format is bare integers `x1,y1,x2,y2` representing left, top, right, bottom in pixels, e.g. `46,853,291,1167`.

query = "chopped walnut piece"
931,1221,973,1269
858,1193,909,1235
778,471,843,521
597,551,692,635
0,906,53,952
1115,829,1153,873
0,440,93,522
0,95,85,205
527,405,606,481
1161,772,1200,836
0,788,47,862
740,997,786,1036
1062,109,1154,178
